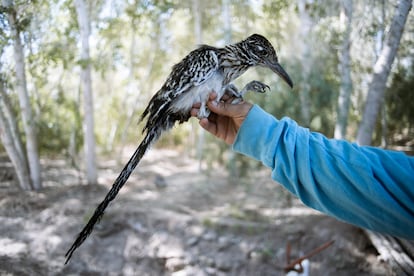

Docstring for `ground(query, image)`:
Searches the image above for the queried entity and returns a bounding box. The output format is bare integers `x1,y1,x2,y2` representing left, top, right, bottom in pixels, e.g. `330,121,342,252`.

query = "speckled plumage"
65,34,292,264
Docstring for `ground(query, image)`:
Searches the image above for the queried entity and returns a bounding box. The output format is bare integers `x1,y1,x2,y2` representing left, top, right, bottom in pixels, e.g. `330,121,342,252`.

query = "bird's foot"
224,84,242,98
197,103,211,119
241,80,270,94
223,81,270,104
223,84,245,104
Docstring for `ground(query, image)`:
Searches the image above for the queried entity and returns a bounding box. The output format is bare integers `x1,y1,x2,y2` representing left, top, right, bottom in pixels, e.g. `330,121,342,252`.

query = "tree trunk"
365,231,414,275
111,15,138,154
118,21,158,163
377,0,388,148
75,0,98,184
297,0,312,127
356,0,412,145
0,80,32,190
193,0,203,44
192,0,205,171
0,80,27,168
221,0,240,177
334,0,353,140
6,2,42,190
222,0,232,43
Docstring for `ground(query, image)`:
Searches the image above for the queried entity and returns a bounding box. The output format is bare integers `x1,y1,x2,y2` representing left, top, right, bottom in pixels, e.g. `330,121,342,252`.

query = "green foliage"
1,0,413,164
263,0,290,16
386,64,414,139
36,88,83,154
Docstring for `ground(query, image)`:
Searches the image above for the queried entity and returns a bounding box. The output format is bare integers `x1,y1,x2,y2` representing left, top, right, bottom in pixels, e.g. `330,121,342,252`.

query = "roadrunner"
65,34,293,263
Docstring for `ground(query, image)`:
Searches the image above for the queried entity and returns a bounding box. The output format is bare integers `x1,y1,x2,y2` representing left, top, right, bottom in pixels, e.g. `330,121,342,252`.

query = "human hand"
191,92,253,145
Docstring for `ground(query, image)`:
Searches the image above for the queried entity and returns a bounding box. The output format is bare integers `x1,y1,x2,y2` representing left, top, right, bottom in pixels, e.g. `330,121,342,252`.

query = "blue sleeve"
232,105,414,239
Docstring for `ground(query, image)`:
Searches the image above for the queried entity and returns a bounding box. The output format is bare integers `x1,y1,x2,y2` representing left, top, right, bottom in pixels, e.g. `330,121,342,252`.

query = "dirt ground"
0,148,393,275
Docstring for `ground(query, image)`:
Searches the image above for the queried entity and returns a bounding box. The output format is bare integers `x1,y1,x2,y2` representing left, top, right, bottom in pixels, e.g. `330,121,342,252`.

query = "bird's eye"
256,45,267,56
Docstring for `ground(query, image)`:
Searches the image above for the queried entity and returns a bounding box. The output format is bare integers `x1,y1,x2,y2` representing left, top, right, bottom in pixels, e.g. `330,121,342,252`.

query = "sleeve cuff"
232,104,286,168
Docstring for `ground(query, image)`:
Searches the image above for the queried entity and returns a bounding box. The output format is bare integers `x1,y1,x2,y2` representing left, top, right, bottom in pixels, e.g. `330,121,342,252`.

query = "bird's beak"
269,62,293,88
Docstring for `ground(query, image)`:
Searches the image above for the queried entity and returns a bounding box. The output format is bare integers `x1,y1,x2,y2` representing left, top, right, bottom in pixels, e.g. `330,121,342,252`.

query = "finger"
220,94,231,102
199,118,217,135
190,108,200,117
221,94,239,104
208,91,218,101
192,102,201,108
223,95,236,104
207,100,245,117
207,111,217,123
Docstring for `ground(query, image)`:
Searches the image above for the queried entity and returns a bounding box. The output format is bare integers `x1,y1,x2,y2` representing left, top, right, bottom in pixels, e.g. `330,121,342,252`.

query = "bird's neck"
218,45,254,84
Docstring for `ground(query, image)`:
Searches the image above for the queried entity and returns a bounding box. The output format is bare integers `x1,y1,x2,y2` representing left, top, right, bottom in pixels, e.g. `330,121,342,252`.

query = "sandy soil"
0,149,392,275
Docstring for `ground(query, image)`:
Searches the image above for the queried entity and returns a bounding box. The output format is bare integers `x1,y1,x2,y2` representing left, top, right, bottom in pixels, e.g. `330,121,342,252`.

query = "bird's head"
242,34,293,88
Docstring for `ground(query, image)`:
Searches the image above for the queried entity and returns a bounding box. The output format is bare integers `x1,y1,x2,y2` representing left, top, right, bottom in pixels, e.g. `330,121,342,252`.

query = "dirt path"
0,149,391,275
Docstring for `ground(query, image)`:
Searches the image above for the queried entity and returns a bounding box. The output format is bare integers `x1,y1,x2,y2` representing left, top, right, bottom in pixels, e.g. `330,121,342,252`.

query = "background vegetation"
1,0,413,190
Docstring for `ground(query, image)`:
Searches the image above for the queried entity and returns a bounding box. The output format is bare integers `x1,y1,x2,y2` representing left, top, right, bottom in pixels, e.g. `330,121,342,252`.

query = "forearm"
233,105,414,239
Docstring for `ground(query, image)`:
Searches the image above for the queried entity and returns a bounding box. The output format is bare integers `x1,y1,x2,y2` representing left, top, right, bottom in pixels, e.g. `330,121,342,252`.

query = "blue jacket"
233,105,414,239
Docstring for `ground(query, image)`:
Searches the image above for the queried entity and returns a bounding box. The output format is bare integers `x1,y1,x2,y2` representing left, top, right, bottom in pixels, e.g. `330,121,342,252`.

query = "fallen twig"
284,240,335,273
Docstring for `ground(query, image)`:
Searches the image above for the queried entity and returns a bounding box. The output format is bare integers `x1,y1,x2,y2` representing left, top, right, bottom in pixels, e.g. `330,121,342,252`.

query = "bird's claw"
224,84,244,103
224,84,241,98
197,107,211,119
223,81,269,104
244,80,270,94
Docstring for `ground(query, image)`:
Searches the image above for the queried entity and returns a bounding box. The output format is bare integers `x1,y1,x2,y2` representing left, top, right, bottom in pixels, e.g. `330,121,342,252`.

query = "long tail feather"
65,130,158,264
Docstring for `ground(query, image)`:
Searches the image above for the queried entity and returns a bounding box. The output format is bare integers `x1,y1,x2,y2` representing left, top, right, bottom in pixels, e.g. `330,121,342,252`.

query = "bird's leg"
224,83,241,98
198,80,270,118
223,84,244,104
224,81,270,104
197,101,211,119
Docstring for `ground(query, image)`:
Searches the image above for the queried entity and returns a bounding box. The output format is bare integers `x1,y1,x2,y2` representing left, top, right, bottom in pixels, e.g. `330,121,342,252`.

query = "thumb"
207,100,244,117
207,99,253,118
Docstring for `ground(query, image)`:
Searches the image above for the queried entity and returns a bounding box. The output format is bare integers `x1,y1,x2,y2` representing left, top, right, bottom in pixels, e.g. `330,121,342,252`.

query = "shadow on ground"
0,149,391,275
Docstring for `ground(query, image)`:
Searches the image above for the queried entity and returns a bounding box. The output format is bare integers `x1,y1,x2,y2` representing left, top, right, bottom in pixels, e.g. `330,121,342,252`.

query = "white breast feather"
170,71,224,114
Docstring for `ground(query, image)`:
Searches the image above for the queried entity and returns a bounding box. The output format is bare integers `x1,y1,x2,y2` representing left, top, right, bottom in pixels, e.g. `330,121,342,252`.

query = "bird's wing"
167,46,219,92
140,46,219,131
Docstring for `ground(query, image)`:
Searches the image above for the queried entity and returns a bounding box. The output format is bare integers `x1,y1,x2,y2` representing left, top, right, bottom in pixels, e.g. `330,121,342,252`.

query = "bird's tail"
64,130,159,264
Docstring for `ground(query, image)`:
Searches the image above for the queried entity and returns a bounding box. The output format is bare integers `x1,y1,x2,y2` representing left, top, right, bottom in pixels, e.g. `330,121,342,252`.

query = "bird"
65,33,293,264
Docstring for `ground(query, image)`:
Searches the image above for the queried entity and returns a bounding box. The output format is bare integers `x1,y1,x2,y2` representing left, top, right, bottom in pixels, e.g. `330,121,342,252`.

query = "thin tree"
377,0,387,147
334,0,353,140
4,0,42,190
117,8,161,162
0,78,31,190
193,0,204,170
0,75,27,170
74,0,97,184
297,0,312,126
356,0,412,145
